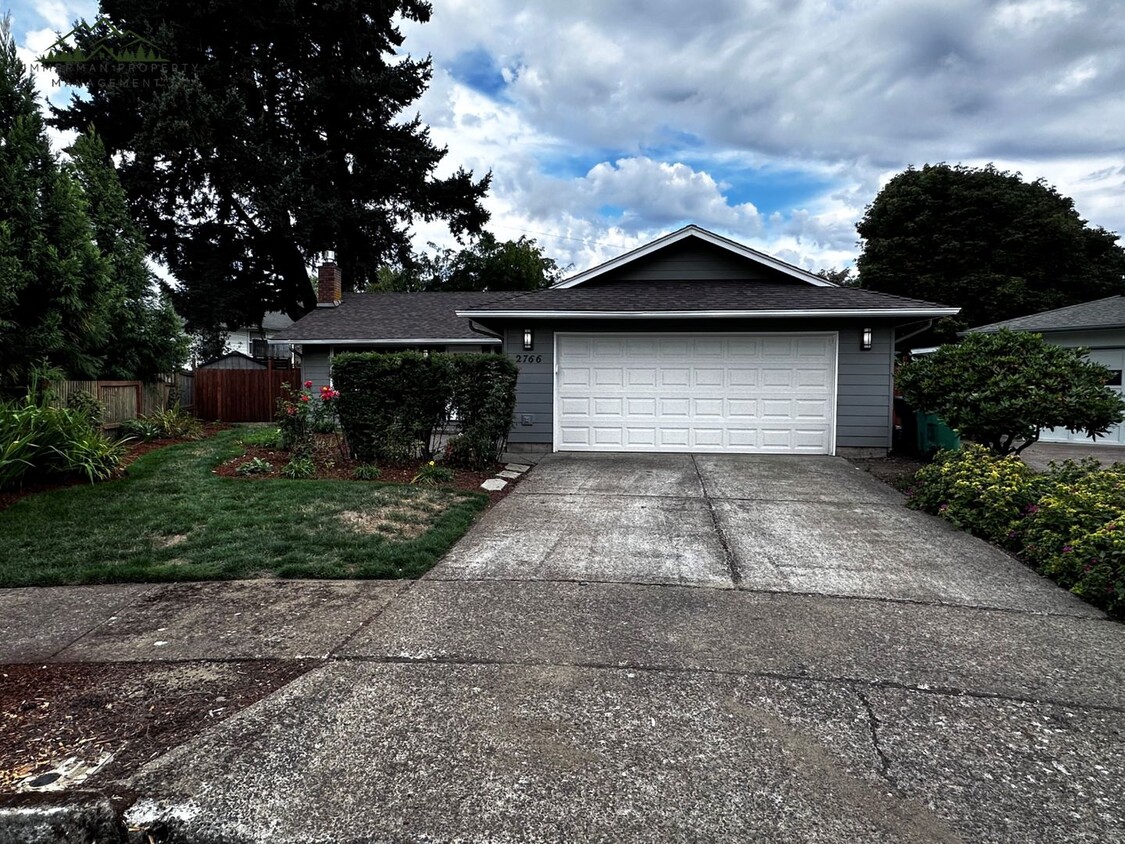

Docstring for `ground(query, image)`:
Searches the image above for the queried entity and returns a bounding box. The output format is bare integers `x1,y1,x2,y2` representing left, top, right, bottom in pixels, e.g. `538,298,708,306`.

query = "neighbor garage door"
555,332,837,453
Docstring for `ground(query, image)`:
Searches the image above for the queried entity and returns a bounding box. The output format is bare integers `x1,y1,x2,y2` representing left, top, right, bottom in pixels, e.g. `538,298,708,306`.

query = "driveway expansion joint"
691,454,742,586
337,653,1125,716
46,583,164,662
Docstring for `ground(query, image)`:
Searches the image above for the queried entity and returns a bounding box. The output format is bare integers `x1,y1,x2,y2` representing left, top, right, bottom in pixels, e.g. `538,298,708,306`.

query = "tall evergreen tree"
0,15,113,383
49,1,491,336
66,131,188,379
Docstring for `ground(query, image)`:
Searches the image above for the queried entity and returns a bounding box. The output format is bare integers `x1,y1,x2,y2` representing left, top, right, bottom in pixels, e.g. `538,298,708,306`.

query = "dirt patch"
339,507,430,539
0,660,311,793
849,454,927,493
155,533,188,549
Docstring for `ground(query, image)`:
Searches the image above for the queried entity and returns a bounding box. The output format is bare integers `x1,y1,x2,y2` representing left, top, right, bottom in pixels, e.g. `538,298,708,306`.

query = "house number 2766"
515,354,542,364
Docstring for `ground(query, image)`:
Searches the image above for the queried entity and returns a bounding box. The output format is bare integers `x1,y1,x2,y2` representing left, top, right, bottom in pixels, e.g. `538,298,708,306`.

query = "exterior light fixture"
861,327,873,351
523,328,533,351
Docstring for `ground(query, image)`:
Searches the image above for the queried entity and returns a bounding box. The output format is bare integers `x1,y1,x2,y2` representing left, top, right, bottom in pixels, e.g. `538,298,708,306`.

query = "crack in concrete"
856,689,899,791
690,454,742,587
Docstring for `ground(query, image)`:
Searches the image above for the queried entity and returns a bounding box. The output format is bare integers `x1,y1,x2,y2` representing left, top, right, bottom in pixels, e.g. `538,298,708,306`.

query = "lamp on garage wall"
861,327,873,351
523,328,534,351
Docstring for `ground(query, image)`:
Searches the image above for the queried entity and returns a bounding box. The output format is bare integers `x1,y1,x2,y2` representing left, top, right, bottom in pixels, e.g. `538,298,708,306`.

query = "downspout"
894,319,934,349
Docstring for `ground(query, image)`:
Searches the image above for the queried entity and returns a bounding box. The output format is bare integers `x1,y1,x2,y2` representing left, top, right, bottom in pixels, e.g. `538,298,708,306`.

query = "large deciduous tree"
896,330,1125,455
378,233,562,292
49,0,490,335
856,164,1125,339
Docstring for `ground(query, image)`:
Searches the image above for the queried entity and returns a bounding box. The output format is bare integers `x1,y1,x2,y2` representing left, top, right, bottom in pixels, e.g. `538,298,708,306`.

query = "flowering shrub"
276,380,338,457
909,448,1125,617
908,444,1042,545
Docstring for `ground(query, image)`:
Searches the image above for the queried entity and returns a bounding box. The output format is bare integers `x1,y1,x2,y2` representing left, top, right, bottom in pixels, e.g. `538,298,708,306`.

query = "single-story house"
274,226,958,456
968,295,1125,446
197,351,269,370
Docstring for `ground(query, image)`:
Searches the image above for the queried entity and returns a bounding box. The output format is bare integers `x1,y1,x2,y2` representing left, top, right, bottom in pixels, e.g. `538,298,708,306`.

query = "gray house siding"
589,239,802,284
500,319,895,452
302,345,334,387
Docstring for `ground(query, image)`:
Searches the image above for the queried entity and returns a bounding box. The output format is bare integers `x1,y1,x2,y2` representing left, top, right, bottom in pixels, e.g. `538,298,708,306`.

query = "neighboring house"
276,226,957,456
221,311,297,362
968,295,1125,446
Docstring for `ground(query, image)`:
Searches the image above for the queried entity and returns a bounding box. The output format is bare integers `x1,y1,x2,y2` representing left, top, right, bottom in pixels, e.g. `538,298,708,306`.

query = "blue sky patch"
447,48,508,99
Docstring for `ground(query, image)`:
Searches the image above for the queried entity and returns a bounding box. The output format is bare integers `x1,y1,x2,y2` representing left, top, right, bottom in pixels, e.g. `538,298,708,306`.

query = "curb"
0,792,127,844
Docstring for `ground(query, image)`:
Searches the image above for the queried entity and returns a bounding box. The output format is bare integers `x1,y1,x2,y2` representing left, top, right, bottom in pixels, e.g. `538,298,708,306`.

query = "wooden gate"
194,369,301,422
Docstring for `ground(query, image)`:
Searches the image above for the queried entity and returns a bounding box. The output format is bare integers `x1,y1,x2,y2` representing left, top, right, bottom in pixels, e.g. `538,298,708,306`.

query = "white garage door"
555,332,838,454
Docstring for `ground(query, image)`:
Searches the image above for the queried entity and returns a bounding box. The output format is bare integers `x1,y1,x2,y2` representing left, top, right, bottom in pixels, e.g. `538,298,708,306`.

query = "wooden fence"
52,373,194,426
193,368,301,422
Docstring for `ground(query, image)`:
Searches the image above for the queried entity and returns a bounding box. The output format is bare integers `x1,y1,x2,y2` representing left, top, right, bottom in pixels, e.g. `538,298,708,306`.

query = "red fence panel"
194,369,301,422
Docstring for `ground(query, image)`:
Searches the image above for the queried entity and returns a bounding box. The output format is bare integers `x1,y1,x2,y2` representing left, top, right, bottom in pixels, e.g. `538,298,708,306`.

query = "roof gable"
554,225,835,288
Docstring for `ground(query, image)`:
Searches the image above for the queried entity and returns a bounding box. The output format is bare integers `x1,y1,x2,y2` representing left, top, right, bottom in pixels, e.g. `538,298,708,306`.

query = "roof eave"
457,308,961,319
273,337,503,345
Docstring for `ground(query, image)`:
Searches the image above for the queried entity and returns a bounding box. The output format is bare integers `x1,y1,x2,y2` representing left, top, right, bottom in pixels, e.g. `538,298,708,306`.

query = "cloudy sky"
11,0,1125,275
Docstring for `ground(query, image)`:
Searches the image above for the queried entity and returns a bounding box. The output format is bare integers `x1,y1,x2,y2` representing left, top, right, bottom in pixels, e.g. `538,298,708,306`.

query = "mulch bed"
849,454,927,493
214,433,516,502
0,660,312,793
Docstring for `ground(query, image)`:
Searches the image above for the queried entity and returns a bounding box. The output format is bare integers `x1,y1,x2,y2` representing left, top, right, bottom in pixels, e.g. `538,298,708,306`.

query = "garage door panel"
556,332,836,454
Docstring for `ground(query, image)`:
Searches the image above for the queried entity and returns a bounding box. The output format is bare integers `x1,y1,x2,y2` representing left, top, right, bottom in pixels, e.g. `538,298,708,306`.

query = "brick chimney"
317,261,342,307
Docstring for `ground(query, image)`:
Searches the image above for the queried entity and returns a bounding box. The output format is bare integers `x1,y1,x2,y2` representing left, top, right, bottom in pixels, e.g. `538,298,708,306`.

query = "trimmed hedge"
332,352,518,469
909,444,1125,618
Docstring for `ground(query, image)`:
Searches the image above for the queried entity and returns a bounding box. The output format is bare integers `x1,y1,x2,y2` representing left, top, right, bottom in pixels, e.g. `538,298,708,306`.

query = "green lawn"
0,430,487,587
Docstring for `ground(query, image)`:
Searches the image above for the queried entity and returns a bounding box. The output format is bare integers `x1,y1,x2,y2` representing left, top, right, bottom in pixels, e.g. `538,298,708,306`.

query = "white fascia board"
456,308,961,319
278,337,501,345
552,225,836,289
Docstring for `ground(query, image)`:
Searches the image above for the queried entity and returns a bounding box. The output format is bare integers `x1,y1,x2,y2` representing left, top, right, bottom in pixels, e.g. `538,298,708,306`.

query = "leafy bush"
897,330,1125,455
411,460,454,486
67,390,105,429
333,352,517,468
0,395,125,488
909,448,1125,617
352,463,381,480
118,405,202,441
445,355,519,470
236,457,274,476
908,444,1043,545
280,455,316,479
333,352,454,463
240,426,282,449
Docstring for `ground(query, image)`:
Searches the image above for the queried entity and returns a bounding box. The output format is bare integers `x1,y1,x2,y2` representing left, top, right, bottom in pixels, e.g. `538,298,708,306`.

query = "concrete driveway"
8,454,1124,843
435,452,1097,614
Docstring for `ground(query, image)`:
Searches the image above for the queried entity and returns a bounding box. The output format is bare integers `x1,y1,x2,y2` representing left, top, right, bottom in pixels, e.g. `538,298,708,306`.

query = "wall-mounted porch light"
523,328,534,351
861,327,873,351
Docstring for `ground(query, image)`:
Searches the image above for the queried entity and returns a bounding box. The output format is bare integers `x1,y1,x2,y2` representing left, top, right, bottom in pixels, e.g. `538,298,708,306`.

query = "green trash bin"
916,411,961,454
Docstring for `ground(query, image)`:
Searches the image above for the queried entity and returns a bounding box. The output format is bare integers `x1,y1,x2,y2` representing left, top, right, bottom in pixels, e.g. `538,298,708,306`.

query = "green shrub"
445,355,519,470
908,444,1042,544
118,417,164,441
240,426,282,449
897,330,1125,455
411,460,454,486
909,447,1125,617
280,455,316,479
333,352,517,468
333,352,454,463
67,390,105,429
118,405,202,441
352,463,381,480
236,457,274,476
